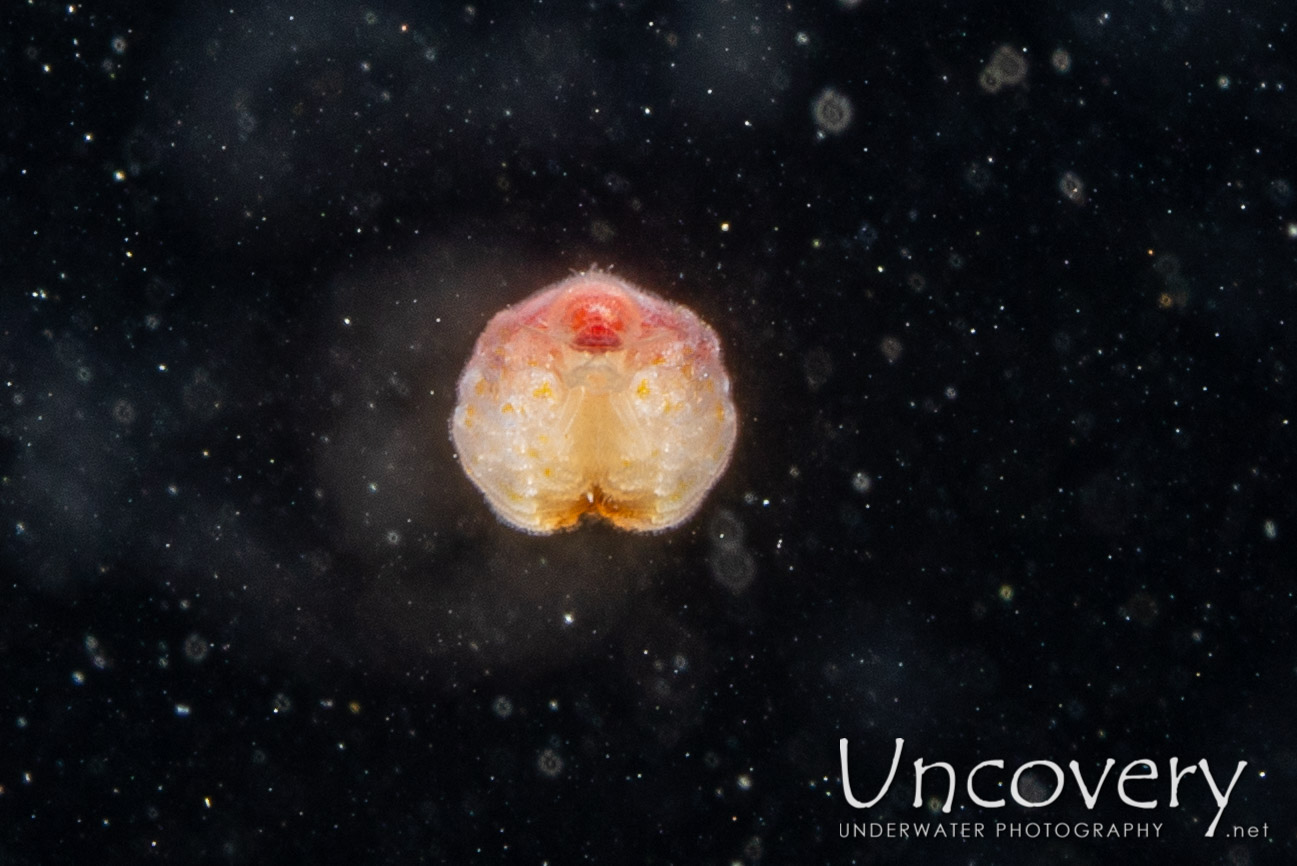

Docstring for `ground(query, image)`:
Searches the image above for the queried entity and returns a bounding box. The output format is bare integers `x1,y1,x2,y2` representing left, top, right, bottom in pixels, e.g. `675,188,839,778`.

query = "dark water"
2,1,1292,862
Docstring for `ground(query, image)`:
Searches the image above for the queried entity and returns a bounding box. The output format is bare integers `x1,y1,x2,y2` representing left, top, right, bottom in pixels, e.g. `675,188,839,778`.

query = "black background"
2,0,1294,863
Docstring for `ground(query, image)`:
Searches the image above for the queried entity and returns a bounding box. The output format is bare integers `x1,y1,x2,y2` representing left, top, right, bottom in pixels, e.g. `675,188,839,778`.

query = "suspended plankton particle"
451,270,737,534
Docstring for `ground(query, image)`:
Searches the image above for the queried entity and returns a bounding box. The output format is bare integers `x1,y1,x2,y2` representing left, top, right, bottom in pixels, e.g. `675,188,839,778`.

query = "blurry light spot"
183,633,210,663
588,219,615,243
965,161,992,192
856,222,879,250
803,346,833,391
1266,178,1293,206
709,509,746,551
812,87,853,135
979,45,1028,94
537,748,565,778
710,545,756,595
111,399,135,425
1059,171,1086,205
879,335,904,363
